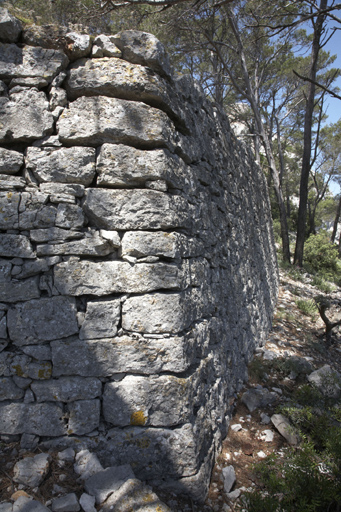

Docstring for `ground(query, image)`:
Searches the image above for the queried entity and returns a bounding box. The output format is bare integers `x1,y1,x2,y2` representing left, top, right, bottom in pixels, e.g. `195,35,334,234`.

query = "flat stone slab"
52,493,80,512
0,234,35,258
67,399,100,435
79,299,121,339
0,402,65,435
0,147,23,174
84,465,135,504
271,413,299,445
222,465,236,494
74,449,103,480
101,478,171,512
31,377,102,402
13,453,50,488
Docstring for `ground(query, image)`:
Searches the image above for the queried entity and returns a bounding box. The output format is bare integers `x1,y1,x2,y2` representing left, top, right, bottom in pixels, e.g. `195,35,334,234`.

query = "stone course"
0,10,278,502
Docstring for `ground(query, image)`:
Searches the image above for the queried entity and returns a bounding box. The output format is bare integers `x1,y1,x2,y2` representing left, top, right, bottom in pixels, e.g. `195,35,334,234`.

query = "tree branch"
293,70,341,100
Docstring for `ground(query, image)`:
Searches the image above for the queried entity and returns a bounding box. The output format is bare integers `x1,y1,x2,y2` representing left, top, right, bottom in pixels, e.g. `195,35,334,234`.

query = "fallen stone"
79,494,96,512
52,493,80,512
0,234,35,258
112,31,172,79
57,96,174,148
74,450,103,480
271,414,299,445
8,296,78,345
241,387,278,412
13,453,50,488
226,489,241,500
100,478,171,512
260,412,271,424
307,364,341,398
25,146,96,185
230,424,243,432
57,448,75,462
0,8,22,42
0,147,23,174
67,399,100,435
13,496,51,512
222,466,236,494
80,299,121,339
263,350,277,360
31,377,102,403
84,465,135,504
259,429,274,442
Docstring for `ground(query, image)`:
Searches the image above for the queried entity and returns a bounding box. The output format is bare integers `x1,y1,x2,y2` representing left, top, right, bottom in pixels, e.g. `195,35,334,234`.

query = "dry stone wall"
0,9,278,501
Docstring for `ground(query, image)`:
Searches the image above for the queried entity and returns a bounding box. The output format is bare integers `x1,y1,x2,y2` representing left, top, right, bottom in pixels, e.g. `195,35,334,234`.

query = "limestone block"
271,414,299,445
0,402,65,435
0,191,20,229
22,345,51,361
36,233,113,257
74,449,103,480
103,374,194,427
0,175,26,190
52,493,80,512
57,96,174,148
84,465,135,505
122,292,192,334
12,497,51,512
0,8,22,42
0,88,54,143
105,423,198,479
80,299,121,339
15,258,51,279
31,377,101,403
99,230,121,247
51,335,191,377
54,259,183,296
25,146,96,185
0,43,68,81
19,191,57,230
0,377,24,400
9,76,49,88
67,399,101,435
30,227,83,243
40,183,85,198
13,453,50,488
9,356,52,380
92,34,122,57
22,25,90,60
100,478,171,512
55,203,84,229
96,145,187,189
65,32,91,61
121,231,180,259
112,31,172,79
83,189,189,231
0,276,40,303
66,58,186,128
8,296,78,345
49,86,68,110
0,234,34,258
0,147,23,174
307,364,341,398
79,494,96,512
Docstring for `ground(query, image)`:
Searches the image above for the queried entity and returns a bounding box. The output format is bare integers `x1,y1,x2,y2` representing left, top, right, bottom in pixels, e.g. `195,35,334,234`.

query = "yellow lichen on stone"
130,410,147,426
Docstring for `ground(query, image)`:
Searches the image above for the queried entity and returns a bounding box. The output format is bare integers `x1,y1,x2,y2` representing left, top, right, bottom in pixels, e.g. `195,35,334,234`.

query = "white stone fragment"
13,453,50,488
74,450,103,480
222,466,236,494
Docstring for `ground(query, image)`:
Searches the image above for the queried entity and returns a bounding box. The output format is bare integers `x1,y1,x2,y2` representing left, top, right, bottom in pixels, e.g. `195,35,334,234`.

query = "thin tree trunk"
331,194,341,243
294,0,328,266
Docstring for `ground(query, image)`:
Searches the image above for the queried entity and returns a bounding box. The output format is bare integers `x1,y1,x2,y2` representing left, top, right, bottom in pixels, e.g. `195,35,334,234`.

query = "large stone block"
0,234,35,258
31,377,101,402
80,299,121,339
36,233,113,257
121,231,180,259
83,189,190,230
55,203,84,229
8,296,78,345
29,227,83,243
19,191,57,230
0,402,65,435
0,276,40,303
54,259,183,296
96,145,187,189
0,43,68,81
25,147,96,185
67,399,100,435
0,191,20,229
51,336,191,377
0,8,22,43
0,147,23,174
57,96,174,147
0,377,24,401
0,89,54,142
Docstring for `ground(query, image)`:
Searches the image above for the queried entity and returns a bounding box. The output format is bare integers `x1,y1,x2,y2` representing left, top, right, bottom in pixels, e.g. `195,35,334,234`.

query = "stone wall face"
0,10,278,501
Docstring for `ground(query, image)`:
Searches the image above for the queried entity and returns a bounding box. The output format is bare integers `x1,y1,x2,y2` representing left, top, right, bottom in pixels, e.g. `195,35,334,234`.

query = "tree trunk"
331,194,341,243
294,0,328,266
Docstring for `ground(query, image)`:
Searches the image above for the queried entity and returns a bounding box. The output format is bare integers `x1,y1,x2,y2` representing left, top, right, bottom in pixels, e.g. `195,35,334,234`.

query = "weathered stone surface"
101,478,171,512
105,424,198,479
31,377,101,403
0,43,68,81
84,465,135,504
84,189,189,230
241,387,278,412
0,234,35,258
0,175,26,190
0,147,23,174
307,364,341,398
0,8,22,43
13,497,51,512
271,414,299,445
36,233,113,257
19,191,57,230
51,335,191,377
74,449,103,480
122,292,193,334
54,259,183,296
79,493,96,512
15,258,52,279
0,191,20,229
121,231,180,259
52,493,80,512
80,299,121,339
92,34,121,58
9,355,52,380
0,402,65,435
13,453,50,488
22,25,90,60
49,86,67,110
0,276,40,303
67,399,101,435
30,227,83,242
57,96,174,148
0,377,24,401
0,88,54,143
0,315,6,338
112,31,172,79
25,146,96,185
8,296,78,345
99,230,121,247
222,466,236,494
21,344,51,361
103,374,195,427
40,183,85,198
55,203,84,229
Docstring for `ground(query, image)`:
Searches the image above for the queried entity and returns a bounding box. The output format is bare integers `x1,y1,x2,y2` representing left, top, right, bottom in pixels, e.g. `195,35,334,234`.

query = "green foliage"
311,275,336,293
295,298,318,319
304,232,339,276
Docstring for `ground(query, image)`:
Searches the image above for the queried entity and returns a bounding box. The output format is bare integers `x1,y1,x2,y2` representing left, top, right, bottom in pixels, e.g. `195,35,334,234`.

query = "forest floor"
1,268,341,511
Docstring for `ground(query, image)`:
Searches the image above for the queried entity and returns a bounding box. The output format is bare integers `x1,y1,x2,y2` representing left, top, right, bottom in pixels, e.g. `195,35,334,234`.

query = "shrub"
304,232,339,276
295,298,318,319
